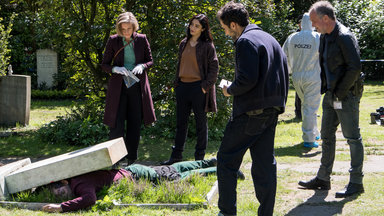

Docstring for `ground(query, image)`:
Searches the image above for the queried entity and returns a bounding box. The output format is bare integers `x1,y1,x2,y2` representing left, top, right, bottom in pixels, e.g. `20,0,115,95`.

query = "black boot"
206,158,217,167
335,182,364,198
298,177,330,190
237,170,245,180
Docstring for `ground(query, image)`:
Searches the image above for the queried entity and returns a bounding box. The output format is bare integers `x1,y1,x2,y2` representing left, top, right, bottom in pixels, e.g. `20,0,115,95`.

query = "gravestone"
5,138,127,194
0,75,31,126
36,49,57,88
0,158,31,200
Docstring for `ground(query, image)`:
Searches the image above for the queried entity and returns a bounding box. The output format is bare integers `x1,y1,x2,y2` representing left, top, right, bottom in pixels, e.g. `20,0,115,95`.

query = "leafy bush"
32,89,81,100
37,97,109,146
38,115,108,146
334,0,384,79
0,10,15,76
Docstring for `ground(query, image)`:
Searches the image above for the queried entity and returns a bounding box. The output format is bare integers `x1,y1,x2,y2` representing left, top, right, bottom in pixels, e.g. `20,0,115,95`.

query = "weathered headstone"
36,49,57,88
0,158,31,200
5,138,127,194
0,75,31,126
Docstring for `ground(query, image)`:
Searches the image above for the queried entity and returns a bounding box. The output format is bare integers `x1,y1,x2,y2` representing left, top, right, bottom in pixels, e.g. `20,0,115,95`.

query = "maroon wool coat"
101,33,156,127
175,38,219,112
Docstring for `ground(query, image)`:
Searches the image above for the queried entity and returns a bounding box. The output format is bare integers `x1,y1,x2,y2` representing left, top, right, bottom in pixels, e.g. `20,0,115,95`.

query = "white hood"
282,13,321,76
301,13,314,31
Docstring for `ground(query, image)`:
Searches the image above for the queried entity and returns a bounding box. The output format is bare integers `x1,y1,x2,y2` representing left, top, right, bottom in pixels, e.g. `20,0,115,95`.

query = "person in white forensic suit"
283,12,321,148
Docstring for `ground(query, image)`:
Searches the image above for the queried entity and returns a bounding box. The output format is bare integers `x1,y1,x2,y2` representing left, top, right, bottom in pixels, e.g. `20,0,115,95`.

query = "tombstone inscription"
36,49,57,88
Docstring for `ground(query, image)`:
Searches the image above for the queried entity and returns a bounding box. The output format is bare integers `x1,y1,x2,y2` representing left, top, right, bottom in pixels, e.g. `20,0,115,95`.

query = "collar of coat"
323,21,341,42
234,24,262,44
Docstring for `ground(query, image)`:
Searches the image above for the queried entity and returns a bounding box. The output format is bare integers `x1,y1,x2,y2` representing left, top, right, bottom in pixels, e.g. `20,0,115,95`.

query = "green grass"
12,188,68,204
0,133,80,157
0,81,383,215
92,174,215,209
10,174,216,212
0,99,74,132
0,99,85,157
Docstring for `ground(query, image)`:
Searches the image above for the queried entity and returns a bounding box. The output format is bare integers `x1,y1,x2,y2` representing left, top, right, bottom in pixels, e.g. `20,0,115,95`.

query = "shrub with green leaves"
32,89,80,100
0,10,15,76
335,0,384,79
37,98,109,146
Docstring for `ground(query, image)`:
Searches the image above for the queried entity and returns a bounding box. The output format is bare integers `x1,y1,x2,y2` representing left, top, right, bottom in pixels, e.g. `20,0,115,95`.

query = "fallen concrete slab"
5,138,127,194
0,158,31,200
206,180,218,204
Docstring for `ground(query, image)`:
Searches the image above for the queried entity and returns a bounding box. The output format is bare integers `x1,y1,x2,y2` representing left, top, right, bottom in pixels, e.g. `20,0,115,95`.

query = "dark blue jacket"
227,24,289,117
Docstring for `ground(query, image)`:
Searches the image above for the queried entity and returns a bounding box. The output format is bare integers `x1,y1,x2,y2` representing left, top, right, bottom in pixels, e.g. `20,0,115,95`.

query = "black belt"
246,107,281,116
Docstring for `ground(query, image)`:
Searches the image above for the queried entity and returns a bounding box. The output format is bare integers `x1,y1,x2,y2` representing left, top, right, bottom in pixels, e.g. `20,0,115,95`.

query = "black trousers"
109,82,142,161
295,92,302,118
217,108,278,216
171,81,207,160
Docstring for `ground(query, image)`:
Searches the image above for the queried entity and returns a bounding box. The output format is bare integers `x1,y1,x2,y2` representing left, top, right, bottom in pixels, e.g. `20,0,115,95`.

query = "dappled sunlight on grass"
30,99,76,109
0,132,82,157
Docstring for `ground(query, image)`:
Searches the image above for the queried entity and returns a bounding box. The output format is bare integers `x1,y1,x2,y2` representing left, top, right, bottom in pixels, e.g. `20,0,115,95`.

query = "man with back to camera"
283,12,321,148
299,1,365,198
216,2,289,216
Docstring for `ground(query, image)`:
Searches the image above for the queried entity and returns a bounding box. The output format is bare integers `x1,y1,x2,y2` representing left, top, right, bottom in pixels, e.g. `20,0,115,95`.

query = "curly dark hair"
217,1,249,27
186,14,213,42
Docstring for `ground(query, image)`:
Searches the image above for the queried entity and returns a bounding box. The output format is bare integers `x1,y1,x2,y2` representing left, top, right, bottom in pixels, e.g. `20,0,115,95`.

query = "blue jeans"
317,91,364,184
217,108,278,216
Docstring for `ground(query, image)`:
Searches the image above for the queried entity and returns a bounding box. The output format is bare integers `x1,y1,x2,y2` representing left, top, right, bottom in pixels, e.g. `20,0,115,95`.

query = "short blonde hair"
116,12,139,36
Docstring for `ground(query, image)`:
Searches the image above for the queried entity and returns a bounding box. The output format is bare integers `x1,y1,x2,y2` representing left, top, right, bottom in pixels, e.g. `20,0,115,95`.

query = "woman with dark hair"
162,14,219,165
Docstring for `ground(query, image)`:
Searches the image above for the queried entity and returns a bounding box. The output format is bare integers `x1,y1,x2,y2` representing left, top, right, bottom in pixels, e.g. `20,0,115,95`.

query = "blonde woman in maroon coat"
162,14,219,165
101,12,156,165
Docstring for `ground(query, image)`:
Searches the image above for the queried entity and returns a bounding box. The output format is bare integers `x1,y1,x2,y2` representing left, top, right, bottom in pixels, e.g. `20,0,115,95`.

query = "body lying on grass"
41,159,219,213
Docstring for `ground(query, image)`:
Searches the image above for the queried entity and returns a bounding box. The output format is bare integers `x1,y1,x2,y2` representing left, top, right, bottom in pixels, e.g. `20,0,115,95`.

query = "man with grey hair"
299,1,364,198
